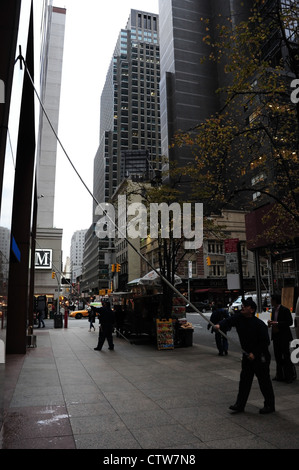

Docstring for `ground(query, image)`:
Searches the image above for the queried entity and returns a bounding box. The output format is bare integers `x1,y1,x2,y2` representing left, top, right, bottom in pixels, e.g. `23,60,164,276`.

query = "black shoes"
229,404,244,413
229,403,275,414
259,406,275,414
94,347,114,351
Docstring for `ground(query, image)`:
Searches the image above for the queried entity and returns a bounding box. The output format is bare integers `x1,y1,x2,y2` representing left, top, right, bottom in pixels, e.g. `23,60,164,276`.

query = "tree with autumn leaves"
172,0,299,247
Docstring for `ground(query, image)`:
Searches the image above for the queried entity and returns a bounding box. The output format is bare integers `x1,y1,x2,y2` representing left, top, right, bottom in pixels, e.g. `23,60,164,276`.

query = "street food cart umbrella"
127,278,141,286
138,269,182,286
90,302,102,307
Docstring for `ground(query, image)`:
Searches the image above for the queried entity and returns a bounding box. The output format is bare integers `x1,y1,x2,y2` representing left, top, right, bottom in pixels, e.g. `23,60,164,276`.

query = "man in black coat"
214,297,275,414
94,301,115,351
208,303,230,356
268,294,294,383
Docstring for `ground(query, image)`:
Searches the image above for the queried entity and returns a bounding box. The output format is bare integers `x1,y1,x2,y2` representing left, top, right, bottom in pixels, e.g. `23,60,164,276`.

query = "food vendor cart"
111,287,193,348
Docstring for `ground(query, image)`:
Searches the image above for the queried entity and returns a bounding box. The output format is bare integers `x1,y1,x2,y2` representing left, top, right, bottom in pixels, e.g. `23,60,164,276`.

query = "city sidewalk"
1,319,299,450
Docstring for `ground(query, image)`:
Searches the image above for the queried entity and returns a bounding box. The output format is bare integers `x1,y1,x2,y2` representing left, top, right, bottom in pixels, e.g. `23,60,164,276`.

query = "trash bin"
54,314,63,329
179,328,194,347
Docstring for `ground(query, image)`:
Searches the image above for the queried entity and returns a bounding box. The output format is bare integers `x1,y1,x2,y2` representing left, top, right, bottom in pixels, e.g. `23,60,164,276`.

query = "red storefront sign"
224,238,239,253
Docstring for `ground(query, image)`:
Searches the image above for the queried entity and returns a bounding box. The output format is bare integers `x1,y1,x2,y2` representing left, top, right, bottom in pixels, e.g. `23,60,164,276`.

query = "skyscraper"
82,9,161,295
34,6,66,301
94,9,160,208
159,0,252,172
70,229,87,282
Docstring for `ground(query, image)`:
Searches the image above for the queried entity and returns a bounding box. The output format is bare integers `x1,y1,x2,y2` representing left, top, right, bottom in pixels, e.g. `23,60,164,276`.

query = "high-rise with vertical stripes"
82,9,161,295
94,9,161,210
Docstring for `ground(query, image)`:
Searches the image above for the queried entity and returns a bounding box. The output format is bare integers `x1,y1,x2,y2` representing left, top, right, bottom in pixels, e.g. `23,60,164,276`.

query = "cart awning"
195,288,226,293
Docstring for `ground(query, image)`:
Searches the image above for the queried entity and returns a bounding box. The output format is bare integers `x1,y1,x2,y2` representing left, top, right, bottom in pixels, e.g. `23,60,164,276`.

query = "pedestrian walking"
88,304,96,331
214,297,275,414
114,305,125,337
268,293,295,383
37,310,45,328
208,302,230,355
94,301,115,351
36,295,46,329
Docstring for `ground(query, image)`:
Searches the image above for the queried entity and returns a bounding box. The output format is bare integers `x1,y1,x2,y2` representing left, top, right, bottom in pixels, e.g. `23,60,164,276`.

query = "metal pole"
254,248,262,312
237,242,244,300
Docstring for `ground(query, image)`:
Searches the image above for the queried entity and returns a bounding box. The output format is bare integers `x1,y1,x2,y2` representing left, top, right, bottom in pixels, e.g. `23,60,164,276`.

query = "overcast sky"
52,0,159,264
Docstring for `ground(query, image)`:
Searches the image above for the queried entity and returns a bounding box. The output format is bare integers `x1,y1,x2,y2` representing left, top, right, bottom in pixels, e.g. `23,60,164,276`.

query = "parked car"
228,293,270,314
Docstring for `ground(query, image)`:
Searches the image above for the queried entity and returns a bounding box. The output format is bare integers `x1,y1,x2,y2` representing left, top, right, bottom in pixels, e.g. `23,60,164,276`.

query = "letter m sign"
35,249,52,269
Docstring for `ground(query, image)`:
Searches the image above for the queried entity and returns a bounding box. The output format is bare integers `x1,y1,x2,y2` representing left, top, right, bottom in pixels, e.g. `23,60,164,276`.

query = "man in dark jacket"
214,297,275,414
268,294,294,383
94,301,115,351
208,303,230,356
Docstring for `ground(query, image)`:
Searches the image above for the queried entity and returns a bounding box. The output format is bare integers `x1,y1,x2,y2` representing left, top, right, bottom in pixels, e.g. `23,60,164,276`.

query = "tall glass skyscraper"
94,9,161,210
82,9,161,295
158,0,252,170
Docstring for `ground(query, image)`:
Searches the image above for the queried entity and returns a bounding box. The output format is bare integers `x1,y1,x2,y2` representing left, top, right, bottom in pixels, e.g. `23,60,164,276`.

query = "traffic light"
206,256,211,266
52,271,56,279
116,263,121,272
111,264,115,272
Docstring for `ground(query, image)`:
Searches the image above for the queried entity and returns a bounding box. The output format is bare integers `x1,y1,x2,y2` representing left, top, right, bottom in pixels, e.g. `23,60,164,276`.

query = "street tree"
173,0,299,247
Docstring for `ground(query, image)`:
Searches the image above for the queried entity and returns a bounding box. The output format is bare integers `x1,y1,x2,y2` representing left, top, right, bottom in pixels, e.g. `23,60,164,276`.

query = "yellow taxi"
69,309,89,319
69,302,102,319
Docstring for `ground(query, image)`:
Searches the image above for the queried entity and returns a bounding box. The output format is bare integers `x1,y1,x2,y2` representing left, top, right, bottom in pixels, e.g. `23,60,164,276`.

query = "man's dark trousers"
237,355,275,409
97,324,114,350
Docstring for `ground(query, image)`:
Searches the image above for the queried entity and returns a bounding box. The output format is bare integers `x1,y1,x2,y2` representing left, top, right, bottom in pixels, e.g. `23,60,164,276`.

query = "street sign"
225,239,240,289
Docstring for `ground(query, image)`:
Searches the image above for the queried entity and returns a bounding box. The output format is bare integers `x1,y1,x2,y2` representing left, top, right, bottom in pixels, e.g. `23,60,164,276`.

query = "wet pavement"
1,318,299,450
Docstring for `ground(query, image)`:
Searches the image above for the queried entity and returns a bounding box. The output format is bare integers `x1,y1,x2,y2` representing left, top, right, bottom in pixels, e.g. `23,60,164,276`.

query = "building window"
208,241,223,254
251,172,266,185
252,191,261,200
208,261,225,277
